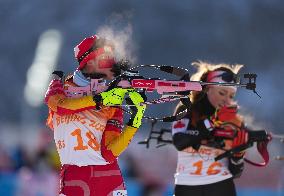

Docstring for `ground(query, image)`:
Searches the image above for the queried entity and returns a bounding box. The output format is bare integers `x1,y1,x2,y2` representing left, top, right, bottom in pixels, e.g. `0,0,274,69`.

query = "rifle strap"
244,136,271,167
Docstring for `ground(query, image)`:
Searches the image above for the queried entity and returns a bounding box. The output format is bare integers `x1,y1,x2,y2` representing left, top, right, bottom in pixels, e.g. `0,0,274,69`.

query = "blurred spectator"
0,145,18,196
278,166,284,195
16,148,59,196
0,145,14,171
0,128,60,196
122,135,177,196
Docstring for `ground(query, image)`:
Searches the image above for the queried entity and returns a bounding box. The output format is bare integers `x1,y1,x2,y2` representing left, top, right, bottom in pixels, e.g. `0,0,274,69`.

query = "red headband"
207,71,226,82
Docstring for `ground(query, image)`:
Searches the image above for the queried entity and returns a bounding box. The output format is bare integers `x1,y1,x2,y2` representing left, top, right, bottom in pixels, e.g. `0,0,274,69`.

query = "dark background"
0,1,283,195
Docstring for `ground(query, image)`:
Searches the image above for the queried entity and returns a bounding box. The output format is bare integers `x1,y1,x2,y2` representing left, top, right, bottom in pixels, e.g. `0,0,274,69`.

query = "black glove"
172,119,212,151
190,119,213,150
228,155,244,178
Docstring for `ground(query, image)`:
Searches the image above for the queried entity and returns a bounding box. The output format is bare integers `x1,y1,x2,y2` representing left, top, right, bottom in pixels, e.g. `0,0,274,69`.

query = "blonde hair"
190,61,243,100
190,60,243,82
174,60,244,116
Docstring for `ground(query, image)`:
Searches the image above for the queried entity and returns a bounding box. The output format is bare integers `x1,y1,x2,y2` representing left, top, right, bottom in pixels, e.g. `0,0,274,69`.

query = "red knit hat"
74,35,114,70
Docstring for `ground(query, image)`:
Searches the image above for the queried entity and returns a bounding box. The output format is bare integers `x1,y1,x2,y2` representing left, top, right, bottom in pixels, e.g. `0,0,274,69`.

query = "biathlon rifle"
56,64,260,122
139,122,284,167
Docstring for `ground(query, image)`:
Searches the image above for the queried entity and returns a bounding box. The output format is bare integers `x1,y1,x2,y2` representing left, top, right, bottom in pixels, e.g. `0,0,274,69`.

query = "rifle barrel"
271,133,284,140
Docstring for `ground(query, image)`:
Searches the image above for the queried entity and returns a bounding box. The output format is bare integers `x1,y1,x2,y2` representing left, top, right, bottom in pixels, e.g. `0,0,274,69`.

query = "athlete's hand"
223,128,248,153
126,91,147,128
210,105,248,153
229,155,244,178
232,129,248,148
98,88,130,106
211,105,243,128
44,79,65,104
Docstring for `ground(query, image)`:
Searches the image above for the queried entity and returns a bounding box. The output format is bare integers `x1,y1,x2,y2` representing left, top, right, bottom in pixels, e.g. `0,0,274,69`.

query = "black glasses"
208,71,239,83
219,72,238,83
